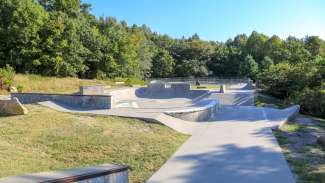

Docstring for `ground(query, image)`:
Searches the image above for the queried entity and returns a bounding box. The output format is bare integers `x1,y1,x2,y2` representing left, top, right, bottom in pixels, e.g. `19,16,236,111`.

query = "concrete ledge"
11,93,112,110
80,85,106,95
0,164,128,183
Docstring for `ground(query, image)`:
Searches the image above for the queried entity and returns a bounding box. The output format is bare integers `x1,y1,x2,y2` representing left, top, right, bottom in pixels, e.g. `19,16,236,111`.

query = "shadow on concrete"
149,144,294,183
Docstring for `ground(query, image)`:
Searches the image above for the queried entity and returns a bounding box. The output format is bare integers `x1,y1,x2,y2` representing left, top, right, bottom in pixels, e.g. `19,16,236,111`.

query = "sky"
83,0,325,42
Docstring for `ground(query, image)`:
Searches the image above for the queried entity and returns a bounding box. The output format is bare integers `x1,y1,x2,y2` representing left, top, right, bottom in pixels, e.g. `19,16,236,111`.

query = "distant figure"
220,84,226,93
196,80,200,86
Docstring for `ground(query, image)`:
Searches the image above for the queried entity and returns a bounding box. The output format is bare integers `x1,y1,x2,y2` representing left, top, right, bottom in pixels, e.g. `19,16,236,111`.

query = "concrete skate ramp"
109,82,209,109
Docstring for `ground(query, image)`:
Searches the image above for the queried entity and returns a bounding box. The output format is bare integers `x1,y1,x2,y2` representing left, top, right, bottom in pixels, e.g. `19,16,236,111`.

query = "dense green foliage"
0,65,15,90
1,0,324,80
0,0,325,116
258,60,325,117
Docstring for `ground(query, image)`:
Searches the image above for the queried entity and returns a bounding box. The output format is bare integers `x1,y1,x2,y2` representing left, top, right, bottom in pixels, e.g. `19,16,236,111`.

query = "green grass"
280,123,303,133
0,105,188,183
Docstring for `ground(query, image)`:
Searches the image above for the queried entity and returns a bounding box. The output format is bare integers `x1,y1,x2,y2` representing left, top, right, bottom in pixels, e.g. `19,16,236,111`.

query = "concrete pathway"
146,106,296,183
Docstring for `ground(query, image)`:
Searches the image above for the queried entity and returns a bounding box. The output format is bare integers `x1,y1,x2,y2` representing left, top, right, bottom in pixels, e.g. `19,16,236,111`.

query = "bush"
16,85,23,93
289,87,325,118
0,65,15,90
258,62,318,98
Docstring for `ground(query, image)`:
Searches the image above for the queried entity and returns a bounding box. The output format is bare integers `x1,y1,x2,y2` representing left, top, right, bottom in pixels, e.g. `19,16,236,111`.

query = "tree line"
0,0,324,117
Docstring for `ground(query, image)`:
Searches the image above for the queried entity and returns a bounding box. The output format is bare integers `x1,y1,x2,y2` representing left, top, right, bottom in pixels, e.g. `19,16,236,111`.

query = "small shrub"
0,65,15,90
16,85,23,93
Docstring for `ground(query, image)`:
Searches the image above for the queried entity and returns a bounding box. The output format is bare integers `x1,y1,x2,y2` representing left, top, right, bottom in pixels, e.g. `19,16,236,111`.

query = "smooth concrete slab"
147,107,296,183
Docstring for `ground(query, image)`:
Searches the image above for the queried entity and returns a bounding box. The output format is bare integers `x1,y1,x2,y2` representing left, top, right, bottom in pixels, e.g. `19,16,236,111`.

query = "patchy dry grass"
0,74,146,94
274,116,325,183
11,74,115,94
0,105,188,183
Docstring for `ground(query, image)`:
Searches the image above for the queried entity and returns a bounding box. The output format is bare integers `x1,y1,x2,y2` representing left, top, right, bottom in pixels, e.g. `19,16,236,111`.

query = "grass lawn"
274,116,325,183
0,105,188,183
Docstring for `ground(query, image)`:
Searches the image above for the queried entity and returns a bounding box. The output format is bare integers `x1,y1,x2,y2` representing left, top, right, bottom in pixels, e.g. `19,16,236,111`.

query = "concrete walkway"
38,90,298,183
147,106,296,183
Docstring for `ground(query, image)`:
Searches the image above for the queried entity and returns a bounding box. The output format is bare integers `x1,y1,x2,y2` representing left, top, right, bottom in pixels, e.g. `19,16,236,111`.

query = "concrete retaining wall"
11,93,112,110
0,164,128,183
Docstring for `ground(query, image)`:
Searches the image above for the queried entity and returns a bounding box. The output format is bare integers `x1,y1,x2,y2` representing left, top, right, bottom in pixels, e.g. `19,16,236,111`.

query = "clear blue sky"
83,0,325,42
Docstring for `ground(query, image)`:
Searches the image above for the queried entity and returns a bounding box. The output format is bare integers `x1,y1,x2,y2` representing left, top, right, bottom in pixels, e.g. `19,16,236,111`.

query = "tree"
245,31,268,62
38,0,81,17
176,59,208,77
151,49,175,78
239,55,259,79
230,34,248,50
305,36,325,58
282,36,311,63
263,35,282,63
260,56,274,71
0,0,48,72
258,62,318,98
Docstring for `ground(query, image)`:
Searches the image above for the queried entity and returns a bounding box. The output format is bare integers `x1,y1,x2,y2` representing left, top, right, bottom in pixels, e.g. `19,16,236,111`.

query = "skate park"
10,79,299,183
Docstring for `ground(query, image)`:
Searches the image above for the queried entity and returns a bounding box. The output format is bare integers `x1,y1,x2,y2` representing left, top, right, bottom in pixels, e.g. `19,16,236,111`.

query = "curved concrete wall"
166,99,220,122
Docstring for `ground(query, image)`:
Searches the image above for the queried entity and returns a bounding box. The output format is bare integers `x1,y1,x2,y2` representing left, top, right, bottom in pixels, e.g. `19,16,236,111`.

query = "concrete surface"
0,97,28,115
146,105,296,183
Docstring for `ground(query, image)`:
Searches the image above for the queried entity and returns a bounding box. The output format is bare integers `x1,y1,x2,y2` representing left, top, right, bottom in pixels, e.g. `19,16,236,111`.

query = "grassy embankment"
0,105,188,183
0,74,146,94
